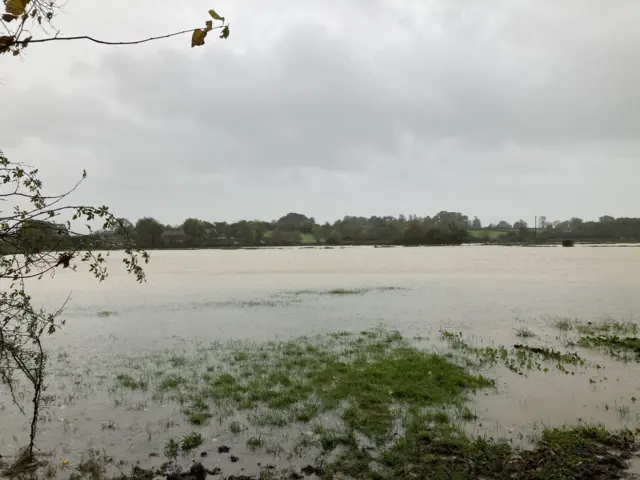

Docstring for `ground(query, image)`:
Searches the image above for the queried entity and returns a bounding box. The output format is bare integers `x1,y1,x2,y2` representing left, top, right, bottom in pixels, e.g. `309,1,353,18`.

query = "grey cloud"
1,0,640,223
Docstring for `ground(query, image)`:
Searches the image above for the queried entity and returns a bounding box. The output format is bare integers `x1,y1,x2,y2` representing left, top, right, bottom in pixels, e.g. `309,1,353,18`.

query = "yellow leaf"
208,9,224,22
205,20,213,31
5,0,30,16
191,28,207,48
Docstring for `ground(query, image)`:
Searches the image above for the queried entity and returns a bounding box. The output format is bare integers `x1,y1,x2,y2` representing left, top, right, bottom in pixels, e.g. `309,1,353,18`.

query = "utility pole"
534,216,538,246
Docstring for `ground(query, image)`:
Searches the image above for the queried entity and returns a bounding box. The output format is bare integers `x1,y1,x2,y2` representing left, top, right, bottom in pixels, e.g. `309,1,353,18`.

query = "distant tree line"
11,213,640,251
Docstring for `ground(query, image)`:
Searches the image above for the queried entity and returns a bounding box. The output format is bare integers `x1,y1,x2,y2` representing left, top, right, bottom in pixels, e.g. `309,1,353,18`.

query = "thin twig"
7,25,223,47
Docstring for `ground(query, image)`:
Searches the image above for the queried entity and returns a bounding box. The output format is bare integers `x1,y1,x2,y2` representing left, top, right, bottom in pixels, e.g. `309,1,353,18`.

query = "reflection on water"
2,246,640,472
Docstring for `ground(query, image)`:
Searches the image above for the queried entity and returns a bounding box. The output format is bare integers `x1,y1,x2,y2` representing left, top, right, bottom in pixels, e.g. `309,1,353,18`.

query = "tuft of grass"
74,449,112,479
158,374,186,391
164,438,179,459
514,327,536,338
181,432,203,451
553,318,574,331
294,402,320,423
183,395,212,425
168,355,188,368
229,421,243,434
115,374,147,391
246,436,264,451
97,310,116,317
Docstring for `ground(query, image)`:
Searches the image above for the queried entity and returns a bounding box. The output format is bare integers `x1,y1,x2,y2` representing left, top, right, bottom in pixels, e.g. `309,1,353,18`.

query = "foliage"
0,0,232,465
0,2,228,56
0,150,148,457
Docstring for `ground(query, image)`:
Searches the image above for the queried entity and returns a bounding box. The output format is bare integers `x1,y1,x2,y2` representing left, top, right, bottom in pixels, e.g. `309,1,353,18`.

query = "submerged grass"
514,327,536,338
116,329,493,446
551,317,639,336
578,335,640,362
335,420,638,480
33,321,640,480
440,330,586,375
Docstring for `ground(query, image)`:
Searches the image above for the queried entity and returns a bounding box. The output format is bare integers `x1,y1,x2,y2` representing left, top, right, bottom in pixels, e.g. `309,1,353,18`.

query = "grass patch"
246,436,264,451
441,330,585,374
553,317,574,331
551,317,638,335
514,327,536,338
578,335,640,362
181,432,203,451
115,374,147,390
164,439,180,459
143,329,492,445
336,420,638,479
575,319,639,336
158,374,186,391
327,288,365,295
97,310,116,318
285,286,404,297
183,395,212,425
74,449,112,479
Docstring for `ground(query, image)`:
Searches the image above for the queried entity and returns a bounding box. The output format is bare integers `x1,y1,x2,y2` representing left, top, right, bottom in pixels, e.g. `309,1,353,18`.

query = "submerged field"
2,247,640,478
5,310,640,478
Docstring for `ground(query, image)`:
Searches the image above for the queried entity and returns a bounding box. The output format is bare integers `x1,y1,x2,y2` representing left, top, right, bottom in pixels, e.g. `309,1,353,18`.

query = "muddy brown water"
2,245,640,477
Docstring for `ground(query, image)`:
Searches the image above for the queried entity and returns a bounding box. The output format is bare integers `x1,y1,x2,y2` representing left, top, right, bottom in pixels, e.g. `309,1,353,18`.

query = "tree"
135,217,165,248
0,150,148,460
0,1,232,462
403,220,425,245
513,219,528,229
471,217,482,229
496,220,512,229
538,216,548,229
182,217,207,246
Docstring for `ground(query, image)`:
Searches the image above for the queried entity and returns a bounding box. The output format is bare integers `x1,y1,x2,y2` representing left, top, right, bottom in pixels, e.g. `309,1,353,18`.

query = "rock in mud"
217,445,231,454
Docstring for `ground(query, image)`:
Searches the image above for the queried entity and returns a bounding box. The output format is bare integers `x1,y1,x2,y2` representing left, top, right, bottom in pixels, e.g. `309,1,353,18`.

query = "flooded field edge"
3,314,640,479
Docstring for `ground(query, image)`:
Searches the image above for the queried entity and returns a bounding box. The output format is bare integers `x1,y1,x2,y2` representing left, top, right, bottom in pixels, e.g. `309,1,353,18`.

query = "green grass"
550,317,638,335
514,327,536,338
115,374,147,390
58,324,640,480
181,432,203,451
335,420,637,480
468,229,511,240
552,317,574,331
123,329,492,445
440,330,585,375
575,319,639,336
246,436,264,451
287,286,403,297
578,335,640,362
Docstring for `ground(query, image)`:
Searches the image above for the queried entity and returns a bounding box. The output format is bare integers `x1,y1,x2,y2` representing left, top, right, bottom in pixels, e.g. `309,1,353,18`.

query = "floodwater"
2,245,640,476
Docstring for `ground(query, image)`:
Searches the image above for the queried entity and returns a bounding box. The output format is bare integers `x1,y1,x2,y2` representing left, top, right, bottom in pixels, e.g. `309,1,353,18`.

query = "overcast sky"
2,0,639,226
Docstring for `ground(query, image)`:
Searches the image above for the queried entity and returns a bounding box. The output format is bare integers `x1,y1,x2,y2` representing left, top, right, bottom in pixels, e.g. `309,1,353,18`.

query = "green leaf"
205,20,213,31
208,8,224,22
220,25,230,39
191,28,207,48
2,13,16,22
